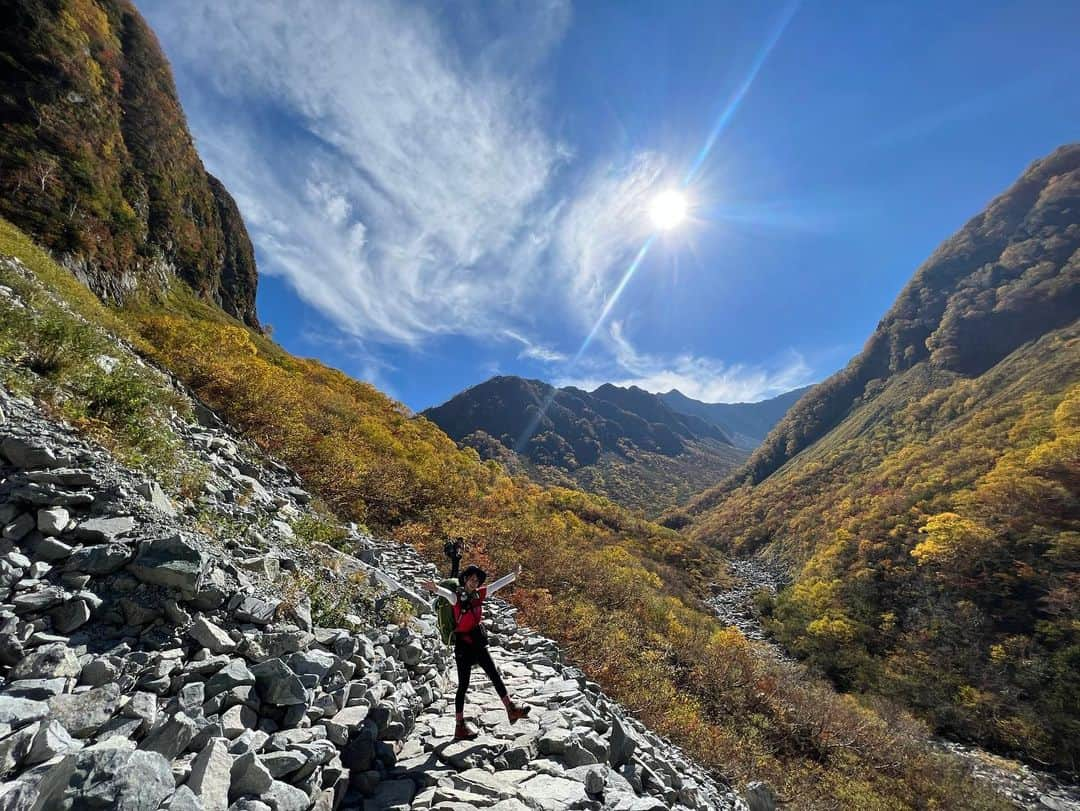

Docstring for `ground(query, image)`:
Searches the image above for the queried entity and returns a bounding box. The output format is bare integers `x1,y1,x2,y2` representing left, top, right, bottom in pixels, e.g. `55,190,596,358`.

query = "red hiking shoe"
506,702,532,724
454,720,479,741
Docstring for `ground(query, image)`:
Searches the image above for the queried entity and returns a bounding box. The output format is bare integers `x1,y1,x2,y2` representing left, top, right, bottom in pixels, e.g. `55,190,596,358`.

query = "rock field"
0,378,761,810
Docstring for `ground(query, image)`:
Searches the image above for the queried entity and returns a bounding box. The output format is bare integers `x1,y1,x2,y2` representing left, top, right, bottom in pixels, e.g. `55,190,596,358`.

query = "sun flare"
649,189,689,231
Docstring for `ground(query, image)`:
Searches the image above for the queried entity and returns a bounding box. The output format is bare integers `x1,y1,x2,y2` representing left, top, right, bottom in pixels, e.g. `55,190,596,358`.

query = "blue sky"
139,0,1079,411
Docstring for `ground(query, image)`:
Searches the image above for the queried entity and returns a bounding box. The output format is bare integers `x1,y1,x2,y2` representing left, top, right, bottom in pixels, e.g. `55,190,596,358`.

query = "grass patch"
0,219,186,474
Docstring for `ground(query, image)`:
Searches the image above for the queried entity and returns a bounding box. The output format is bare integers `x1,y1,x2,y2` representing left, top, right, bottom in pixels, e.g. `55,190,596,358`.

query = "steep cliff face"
0,0,259,326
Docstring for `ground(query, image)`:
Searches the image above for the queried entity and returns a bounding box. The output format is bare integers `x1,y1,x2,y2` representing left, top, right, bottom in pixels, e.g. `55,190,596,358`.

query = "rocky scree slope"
0,0,259,326
0,389,753,808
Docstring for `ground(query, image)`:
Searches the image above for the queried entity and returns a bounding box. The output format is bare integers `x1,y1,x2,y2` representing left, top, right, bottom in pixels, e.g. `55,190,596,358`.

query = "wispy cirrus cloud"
557,320,814,403
141,0,664,351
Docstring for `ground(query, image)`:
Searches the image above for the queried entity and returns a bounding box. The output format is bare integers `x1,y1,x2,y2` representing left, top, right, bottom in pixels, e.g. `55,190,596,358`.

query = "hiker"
421,562,532,740
443,536,465,578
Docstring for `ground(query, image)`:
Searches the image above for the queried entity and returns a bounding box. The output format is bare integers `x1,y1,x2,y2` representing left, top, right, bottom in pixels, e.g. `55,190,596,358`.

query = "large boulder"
74,517,136,544
186,737,233,811
47,683,122,738
128,534,208,594
9,643,81,681
33,739,175,811
250,659,307,706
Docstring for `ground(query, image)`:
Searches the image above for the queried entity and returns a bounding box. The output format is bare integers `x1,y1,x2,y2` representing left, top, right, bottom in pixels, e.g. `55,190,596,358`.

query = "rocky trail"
0,371,761,811
708,558,1080,811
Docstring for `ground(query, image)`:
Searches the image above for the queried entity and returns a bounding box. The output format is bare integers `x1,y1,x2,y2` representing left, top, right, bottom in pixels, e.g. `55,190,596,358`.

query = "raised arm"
421,580,458,604
487,564,522,596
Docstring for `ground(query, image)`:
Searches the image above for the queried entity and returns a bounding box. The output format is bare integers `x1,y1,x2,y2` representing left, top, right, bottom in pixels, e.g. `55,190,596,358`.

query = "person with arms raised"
421,562,531,740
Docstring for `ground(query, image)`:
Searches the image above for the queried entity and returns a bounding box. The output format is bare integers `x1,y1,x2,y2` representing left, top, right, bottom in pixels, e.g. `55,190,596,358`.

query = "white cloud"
502,330,567,363
140,0,673,357
557,321,814,403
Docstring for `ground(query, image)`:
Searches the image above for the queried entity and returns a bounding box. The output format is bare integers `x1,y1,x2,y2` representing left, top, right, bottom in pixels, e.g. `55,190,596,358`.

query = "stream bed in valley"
707,558,1080,811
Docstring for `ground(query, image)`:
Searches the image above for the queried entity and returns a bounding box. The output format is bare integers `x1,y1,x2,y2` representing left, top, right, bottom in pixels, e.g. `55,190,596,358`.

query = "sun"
649,189,689,231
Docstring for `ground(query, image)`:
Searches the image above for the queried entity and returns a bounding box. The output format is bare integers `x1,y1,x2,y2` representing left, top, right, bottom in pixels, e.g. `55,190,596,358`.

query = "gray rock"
186,737,232,811
9,642,81,680
122,692,159,729
165,785,204,811
744,780,778,811
285,649,335,681
67,542,133,574
230,751,273,798
177,682,205,717
251,659,307,706
137,481,177,517
140,711,197,760
2,513,35,542
261,780,310,811
234,596,278,625
0,696,49,732
24,719,80,765
48,682,122,738
221,705,257,739
205,659,256,698
284,487,310,505
608,715,640,768
30,536,74,561
236,556,279,581
49,599,91,633
128,534,208,594
1,438,58,469
12,585,67,613
257,749,306,778
75,516,135,543
189,615,237,654
36,506,69,536
517,773,589,810
34,739,175,811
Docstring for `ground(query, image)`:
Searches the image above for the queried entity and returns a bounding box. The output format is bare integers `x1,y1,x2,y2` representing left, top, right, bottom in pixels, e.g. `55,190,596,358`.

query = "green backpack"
433,578,460,646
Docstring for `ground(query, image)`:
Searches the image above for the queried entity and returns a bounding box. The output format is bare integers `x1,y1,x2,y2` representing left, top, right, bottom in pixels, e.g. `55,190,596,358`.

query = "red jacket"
453,586,487,644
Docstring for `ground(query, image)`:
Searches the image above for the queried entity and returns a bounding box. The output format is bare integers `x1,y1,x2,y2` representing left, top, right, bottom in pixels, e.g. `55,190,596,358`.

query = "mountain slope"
0,0,259,325
422,376,746,515
661,385,814,448
0,215,1003,809
684,144,1080,772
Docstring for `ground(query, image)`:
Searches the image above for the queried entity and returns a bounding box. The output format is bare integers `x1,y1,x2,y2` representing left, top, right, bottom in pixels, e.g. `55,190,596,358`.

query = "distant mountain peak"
421,375,752,515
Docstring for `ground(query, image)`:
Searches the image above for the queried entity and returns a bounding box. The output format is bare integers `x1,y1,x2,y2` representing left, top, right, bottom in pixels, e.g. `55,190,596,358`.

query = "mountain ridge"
421,375,752,515
682,143,1080,772
661,385,815,449
695,144,1080,500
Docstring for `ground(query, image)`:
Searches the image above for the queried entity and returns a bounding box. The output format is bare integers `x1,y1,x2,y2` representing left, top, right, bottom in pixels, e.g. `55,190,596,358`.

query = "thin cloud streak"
557,321,814,403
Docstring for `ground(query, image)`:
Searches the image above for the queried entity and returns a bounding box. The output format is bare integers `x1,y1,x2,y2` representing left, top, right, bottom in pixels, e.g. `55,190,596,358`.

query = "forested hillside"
0,0,259,325
684,144,1080,772
423,376,747,515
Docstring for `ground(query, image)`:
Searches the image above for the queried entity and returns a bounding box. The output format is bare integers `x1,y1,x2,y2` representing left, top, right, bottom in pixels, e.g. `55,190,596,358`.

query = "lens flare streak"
514,2,800,453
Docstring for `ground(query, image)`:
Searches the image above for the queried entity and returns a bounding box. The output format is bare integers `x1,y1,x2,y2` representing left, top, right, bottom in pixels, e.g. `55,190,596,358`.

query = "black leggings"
454,642,507,714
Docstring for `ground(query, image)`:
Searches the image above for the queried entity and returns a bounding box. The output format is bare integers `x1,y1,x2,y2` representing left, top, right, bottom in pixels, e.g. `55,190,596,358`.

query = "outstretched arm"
487,564,523,596
421,580,458,604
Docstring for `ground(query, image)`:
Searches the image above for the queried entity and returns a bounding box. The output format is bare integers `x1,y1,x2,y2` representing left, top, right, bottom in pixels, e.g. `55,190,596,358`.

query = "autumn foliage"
123,294,1003,809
